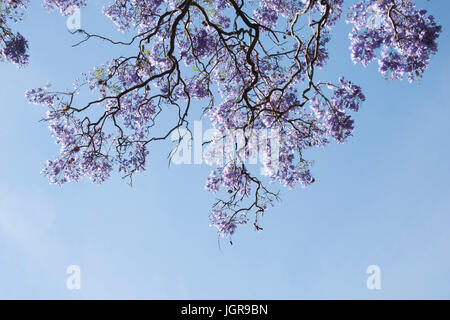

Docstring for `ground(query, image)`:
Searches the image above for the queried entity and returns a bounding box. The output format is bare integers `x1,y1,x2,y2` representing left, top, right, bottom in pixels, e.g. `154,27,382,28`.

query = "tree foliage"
1,0,442,239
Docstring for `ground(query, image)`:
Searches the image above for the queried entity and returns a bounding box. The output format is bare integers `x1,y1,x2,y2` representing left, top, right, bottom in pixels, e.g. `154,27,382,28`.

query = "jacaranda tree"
1,0,441,239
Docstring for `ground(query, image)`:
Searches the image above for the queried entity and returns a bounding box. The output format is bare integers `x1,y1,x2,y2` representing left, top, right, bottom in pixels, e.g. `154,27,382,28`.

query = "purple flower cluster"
42,0,88,14
0,0,29,67
347,0,441,82
209,209,248,238
2,32,29,67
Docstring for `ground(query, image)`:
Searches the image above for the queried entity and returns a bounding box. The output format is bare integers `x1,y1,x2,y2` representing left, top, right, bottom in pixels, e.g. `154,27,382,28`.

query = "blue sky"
0,1,449,299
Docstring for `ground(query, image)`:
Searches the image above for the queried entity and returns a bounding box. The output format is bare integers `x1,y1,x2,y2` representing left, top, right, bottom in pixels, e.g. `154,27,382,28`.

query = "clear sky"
0,1,449,299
